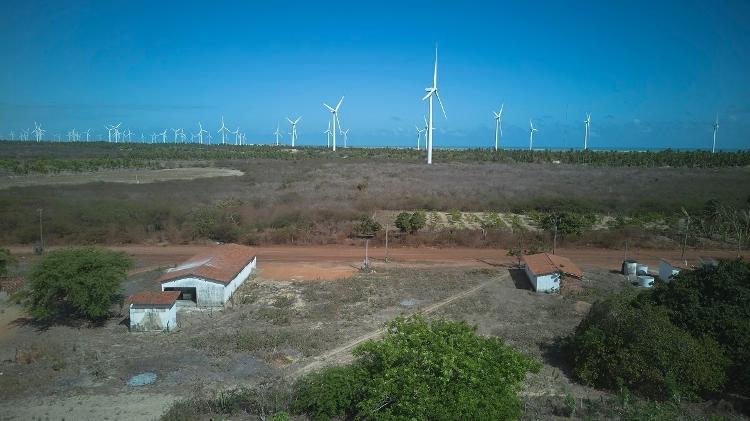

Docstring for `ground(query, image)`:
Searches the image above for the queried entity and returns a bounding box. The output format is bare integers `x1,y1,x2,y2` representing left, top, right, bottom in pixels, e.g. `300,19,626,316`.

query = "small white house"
523,253,583,293
156,244,257,307
128,291,180,332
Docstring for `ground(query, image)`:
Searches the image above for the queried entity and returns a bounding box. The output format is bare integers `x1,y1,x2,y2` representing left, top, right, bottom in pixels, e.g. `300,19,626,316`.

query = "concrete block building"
156,243,257,307
128,291,180,332
522,253,583,293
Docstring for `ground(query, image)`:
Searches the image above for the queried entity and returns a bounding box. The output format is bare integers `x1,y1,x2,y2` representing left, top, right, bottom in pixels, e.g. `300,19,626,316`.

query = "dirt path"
293,277,499,377
10,244,744,274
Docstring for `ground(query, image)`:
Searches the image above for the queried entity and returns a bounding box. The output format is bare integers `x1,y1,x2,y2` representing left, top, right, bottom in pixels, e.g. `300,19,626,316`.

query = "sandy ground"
0,392,179,421
0,167,243,189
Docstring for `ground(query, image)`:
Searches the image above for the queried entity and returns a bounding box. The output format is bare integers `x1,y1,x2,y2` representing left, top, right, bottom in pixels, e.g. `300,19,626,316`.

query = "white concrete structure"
659,259,689,282
128,291,180,332
157,244,257,307
523,253,583,293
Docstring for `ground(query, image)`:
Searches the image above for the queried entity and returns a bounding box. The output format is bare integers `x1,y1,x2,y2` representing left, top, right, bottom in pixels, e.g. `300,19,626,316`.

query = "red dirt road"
9,244,745,280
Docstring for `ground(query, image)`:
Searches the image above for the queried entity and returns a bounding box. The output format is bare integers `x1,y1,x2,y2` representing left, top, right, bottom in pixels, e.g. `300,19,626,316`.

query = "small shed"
128,291,180,332
659,257,717,281
156,243,257,306
522,253,583,293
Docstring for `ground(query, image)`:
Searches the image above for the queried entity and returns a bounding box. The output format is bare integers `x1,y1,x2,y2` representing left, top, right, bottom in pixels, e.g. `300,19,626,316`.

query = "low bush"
292,315,540,420
650,259,750,395
563,290,728,400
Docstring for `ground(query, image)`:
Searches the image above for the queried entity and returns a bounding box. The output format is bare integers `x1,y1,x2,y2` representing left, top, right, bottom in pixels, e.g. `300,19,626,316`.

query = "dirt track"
9,243,745,281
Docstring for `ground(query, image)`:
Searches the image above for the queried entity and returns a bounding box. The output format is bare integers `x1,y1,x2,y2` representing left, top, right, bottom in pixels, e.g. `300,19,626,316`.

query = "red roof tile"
523,253,583,278
156,243,256,285
127,291,180,306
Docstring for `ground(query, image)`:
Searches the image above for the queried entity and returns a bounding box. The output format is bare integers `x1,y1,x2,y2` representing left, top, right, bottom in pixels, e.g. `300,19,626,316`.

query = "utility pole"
384,228,389,263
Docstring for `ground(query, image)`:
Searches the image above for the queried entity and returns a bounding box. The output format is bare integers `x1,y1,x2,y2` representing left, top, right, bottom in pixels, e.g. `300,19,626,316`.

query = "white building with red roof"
522,252,583,293
127,291,180,332
156,244,257,306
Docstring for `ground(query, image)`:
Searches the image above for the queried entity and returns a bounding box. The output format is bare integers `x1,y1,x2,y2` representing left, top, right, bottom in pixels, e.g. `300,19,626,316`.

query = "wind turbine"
286,116,301,147
217,117,230,145
104,123,118,142
323,96,344,151
415,125,425,150
324,121,332,148
529,119,538,150
9,131,14,141
274,125,282,145
198,122,207,145
712,114,719,153
32,122,45,142
159,129,167,143
422,46,447,164
493,103,504,151
583,113,591,150
124,128,133,143
151,133,156,143
341,128,349,148
86,129,91,142
232,127,241,145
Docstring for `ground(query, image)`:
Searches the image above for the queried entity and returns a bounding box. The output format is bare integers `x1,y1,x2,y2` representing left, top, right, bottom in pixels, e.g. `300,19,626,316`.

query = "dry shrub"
15,346,42,364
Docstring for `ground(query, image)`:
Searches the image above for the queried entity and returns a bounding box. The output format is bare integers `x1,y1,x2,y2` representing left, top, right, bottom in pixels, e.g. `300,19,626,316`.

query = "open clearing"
0,167,243,189
1,244,746,420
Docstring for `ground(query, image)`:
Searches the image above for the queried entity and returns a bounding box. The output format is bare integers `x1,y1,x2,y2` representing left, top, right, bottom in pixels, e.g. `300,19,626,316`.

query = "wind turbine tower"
324,121,332,147
274,125,282,145
529,119,538,150
493,103,504,151
217,117,230,145
583,113,591,150
341,128,349,148
422,46,447,164
32,122,45,142
198,122,207,145
286,116,301,147
323,97,344,151
712,114,719,153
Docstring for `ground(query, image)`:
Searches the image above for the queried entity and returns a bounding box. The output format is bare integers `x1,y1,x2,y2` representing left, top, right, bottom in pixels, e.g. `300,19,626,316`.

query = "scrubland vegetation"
1,143,748,252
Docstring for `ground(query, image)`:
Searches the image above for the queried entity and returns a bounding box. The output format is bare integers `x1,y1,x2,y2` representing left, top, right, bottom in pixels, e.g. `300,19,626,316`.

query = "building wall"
524,266,561,293
161,277,226,306
659,261,680,282
130,304,177,332
223,257,256,303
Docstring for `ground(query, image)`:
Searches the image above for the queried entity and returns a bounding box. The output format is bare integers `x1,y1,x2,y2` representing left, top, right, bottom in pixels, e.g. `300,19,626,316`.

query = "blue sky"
1,0,749,150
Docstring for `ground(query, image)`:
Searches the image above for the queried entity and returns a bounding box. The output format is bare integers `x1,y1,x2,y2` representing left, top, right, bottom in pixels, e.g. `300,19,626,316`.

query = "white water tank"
637,264,649,275
622,260,637,276
638,275,654,288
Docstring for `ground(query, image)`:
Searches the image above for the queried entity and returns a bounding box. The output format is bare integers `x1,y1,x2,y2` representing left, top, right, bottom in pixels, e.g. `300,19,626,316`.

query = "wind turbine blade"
435,92,447,119
433,46,438,88
286,117,293,124
323,103,334,112
335,114,342,131
421,91,432,101
335,96,344,111
294,117,302,124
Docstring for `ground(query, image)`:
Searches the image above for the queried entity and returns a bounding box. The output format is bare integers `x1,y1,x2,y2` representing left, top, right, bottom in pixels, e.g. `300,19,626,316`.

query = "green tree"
293,315,540,420
564,290,728,399
650,259,750,394
394,212,413,233
409,211,427,233
351,215,382,237
0,248,15,277
22,247,132,322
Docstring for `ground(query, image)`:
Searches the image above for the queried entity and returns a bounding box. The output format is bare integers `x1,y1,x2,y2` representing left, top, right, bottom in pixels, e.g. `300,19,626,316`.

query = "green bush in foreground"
21,247,132,322
292,315,541,420
564,290,728,400
650,259,750,395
